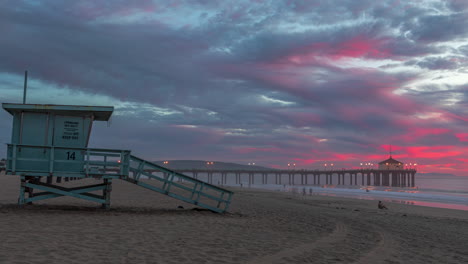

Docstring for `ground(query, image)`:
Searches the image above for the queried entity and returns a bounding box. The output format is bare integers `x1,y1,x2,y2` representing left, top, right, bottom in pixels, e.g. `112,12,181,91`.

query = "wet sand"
0,174,467,264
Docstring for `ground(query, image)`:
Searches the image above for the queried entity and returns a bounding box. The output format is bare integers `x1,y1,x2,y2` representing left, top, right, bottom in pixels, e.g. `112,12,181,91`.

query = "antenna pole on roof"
389,145,392,158
23,70,28,104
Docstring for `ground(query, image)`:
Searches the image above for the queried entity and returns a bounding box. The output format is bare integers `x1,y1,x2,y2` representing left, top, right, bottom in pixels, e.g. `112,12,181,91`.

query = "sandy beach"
0,174,467,264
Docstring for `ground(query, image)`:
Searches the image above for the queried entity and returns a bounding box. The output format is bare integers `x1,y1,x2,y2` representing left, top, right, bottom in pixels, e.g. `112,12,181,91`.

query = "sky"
0,0,467,175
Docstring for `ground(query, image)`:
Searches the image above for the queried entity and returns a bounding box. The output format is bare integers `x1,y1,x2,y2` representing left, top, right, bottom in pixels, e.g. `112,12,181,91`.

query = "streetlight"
163,161,169,165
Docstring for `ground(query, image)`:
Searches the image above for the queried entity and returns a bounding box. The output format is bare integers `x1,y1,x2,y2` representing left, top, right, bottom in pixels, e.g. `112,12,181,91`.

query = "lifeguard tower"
2,103,233,213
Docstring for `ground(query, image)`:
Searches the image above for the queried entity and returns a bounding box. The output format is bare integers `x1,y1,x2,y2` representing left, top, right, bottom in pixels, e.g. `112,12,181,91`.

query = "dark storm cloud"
458,45,468,56
405,13,468,42
0,1,220,107
405,56,463,70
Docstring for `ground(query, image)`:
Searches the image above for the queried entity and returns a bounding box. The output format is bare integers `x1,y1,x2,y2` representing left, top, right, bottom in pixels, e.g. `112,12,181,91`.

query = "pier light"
163,161,169,164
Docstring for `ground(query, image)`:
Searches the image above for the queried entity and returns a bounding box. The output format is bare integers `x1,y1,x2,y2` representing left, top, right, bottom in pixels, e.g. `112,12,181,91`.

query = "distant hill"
154,160,273,170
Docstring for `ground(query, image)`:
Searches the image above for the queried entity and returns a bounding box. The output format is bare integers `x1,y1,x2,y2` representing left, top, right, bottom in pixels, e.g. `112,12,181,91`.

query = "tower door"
21,112,51,145
14,112,52,172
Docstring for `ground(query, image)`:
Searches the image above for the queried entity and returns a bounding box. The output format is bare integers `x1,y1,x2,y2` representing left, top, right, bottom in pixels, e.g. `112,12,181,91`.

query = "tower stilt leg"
101,178,112,209
18,176,26,206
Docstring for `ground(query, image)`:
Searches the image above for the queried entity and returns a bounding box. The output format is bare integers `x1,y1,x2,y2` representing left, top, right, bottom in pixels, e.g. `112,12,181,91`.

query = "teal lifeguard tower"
2,103,233,213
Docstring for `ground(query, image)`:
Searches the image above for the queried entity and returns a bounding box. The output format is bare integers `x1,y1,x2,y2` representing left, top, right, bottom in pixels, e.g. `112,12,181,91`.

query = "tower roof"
378,156,403,165
2,103,113,121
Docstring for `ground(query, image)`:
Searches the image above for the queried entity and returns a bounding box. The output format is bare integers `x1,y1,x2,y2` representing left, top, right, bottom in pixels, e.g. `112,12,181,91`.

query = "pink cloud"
330,36,390,60
396,128,452,143
456,133,468,142
284,36,391,63
405,146,461,159
232,147,282,154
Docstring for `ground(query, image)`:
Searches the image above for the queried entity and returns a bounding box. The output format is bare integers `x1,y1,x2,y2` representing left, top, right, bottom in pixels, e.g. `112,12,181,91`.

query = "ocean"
209,173,468,211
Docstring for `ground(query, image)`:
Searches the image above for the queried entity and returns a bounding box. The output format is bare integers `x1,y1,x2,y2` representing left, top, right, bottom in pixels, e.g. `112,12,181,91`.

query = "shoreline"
226,183,468,211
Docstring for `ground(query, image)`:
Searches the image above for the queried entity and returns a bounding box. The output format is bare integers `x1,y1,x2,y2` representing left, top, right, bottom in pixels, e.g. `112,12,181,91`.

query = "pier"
165,169,417,187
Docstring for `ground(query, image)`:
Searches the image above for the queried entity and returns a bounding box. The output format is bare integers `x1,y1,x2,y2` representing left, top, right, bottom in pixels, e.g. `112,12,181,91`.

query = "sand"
0,174,467,264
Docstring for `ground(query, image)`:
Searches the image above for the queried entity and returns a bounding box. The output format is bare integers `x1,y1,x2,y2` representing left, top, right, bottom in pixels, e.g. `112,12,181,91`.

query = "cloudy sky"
1,0,467,175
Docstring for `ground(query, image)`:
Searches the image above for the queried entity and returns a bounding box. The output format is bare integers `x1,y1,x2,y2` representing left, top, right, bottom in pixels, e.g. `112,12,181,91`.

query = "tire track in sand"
246,221,348,264
352,224,398,264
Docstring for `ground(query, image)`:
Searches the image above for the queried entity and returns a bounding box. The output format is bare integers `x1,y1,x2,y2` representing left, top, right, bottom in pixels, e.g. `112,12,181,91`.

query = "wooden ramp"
123,155,233,213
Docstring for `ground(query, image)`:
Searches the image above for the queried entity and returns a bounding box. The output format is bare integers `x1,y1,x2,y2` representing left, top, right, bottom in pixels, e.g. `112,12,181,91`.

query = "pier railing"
168,168,417,188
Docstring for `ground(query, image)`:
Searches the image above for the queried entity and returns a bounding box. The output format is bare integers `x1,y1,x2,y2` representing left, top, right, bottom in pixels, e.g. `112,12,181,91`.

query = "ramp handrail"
125,155,233,213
